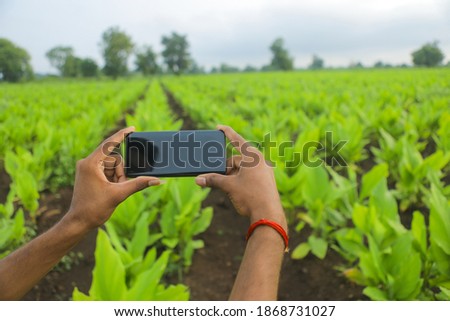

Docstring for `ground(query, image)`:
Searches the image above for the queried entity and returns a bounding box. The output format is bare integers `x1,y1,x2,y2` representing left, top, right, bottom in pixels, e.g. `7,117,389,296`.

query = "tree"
100,26,134,78
161,32,191,75
45,46,85,77
62,55,82,77
135,46,159,75
269,38,294,71
261,65,275,72
308,54,324,70
374,61,384,68
243,65,257,72
0,38,33,82
187,60,205,74
411,41,445,67
80,58,98,77
349,61,364,69
373,61,392,69
46,46,74,75
219,63,240,73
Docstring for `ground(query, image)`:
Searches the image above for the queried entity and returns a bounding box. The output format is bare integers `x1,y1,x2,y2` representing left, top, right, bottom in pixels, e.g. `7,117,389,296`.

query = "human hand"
195,125,286,228
64,126,162,232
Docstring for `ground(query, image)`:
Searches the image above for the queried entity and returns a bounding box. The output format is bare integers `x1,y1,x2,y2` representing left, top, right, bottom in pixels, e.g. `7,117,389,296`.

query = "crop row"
0,80,147,258
163,69,450,300
73,81,213,300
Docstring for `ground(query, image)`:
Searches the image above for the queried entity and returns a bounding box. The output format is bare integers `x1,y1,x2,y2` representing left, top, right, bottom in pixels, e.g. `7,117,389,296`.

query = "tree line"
0,26,447,82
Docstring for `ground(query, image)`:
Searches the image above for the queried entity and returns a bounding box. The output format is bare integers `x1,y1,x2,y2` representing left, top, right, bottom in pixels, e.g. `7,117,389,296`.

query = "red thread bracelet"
246,219,289,253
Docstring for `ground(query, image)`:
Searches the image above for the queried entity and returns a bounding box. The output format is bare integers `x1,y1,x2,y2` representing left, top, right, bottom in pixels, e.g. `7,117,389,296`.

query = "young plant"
73,230,189,300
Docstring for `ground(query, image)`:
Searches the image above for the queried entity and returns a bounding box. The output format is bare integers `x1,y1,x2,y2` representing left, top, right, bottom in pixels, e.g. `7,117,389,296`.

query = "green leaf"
430,243,450,278
335,228,364,259
436,287,450,300
301,166,331,205
90,230,127,300
423,150,450,171
308,235,328,259
352,204,370,233
363,286,388,301
154,285,190,301
126,251,171,300
160,202,177,237
4,151,19,176
191,207,213,235
129,212,150,259
129,247,158,278
359,235,385,283
295,221,306,233
343,268,366,285
183,239,204,267
385,234,423,300
428,184,450,255
291,242,311,259
370,178,400,226
104,223,132,265
411,211,427,255
360,163,389,200
147,233,163,247
72,287,94,301
162,237,178,249
14,171,39,215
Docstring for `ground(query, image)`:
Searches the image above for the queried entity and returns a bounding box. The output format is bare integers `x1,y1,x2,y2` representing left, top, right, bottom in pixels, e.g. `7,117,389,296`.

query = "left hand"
64,126,162,232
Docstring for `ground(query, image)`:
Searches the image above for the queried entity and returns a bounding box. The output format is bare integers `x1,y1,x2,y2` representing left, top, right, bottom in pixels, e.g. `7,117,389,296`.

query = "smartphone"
124,130,227,177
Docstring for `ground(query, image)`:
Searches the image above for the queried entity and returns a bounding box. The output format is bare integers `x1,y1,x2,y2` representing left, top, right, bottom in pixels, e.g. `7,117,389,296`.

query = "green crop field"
1,68,449,300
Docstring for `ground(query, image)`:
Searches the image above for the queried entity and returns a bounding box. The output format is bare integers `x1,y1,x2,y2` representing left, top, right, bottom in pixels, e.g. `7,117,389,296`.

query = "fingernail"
148,179,161,186
195,177,206,187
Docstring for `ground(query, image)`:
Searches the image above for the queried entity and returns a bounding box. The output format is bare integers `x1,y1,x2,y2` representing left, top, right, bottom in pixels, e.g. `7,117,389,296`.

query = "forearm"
229,216,287,301
0,211,88,300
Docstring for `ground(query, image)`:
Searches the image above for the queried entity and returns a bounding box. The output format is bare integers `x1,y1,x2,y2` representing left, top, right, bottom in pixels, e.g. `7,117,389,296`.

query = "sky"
0,0,449,73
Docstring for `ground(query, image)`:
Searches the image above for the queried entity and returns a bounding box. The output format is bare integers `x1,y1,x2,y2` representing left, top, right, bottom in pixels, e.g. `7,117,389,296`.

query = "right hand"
195,125,286,228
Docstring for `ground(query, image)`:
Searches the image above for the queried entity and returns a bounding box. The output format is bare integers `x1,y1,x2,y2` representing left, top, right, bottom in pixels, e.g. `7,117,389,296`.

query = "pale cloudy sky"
0,0,449,73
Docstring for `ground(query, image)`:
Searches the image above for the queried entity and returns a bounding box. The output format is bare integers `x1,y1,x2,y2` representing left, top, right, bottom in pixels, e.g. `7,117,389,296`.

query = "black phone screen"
124,130,226,177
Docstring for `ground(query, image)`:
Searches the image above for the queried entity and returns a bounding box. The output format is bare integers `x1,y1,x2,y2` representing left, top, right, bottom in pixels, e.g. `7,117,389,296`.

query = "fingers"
226,155,242,174
115,157,126,183
217,125,247,154
102,154,126,182
93,126,135,161
115,176,162,202
195,173,232,192
217,125,261,160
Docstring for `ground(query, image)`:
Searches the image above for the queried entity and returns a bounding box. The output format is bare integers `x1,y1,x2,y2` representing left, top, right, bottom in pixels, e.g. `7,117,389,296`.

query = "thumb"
195,174,232,192
115,176,162,202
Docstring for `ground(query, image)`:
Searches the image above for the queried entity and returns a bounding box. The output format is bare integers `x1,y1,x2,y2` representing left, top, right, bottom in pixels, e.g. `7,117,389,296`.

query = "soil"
162,86,197,130
22,187,97,301
0,165,11,203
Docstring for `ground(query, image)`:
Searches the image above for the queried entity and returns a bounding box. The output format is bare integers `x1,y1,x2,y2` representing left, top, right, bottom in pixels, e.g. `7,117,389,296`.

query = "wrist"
246,224,287,252
59,209,92,237
247,218,289,252
249,205,287,230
